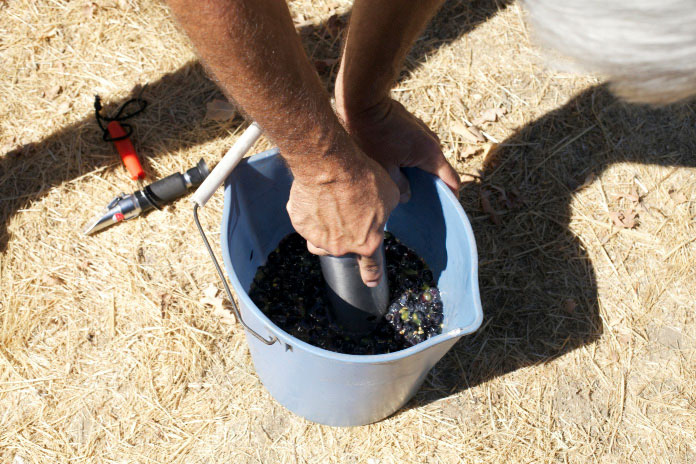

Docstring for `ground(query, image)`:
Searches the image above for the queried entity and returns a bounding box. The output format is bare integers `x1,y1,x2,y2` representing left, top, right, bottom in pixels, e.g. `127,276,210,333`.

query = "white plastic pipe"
191,122,263,207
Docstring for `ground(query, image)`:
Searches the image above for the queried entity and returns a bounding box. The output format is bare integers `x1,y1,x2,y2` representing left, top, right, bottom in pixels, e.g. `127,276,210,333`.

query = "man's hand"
336,97,460,199
167,0,400,286
287,146,400,287
333,0,458,197
167,0,452,286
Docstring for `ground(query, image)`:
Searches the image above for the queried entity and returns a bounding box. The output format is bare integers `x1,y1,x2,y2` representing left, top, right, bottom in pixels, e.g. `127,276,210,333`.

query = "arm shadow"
0,61,240,251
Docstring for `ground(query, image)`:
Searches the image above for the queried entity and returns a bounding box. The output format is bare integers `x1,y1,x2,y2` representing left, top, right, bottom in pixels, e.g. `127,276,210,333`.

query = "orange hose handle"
107,121,145,180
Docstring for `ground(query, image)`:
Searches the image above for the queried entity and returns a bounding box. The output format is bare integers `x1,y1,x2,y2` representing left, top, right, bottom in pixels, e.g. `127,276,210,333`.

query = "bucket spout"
319,242,390,334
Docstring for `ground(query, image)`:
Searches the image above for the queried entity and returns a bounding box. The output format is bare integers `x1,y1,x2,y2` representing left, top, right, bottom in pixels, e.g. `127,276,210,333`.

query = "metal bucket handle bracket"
194,203,277,345
190,123,275,345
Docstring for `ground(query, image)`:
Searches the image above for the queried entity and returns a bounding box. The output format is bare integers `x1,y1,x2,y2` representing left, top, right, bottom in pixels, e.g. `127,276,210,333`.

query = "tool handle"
144,158,210,207
107,121,145,180
191,122,262,207
145,172,188,207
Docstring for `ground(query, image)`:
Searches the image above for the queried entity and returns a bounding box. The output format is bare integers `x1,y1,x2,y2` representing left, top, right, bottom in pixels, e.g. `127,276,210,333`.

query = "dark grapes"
248,232,444,355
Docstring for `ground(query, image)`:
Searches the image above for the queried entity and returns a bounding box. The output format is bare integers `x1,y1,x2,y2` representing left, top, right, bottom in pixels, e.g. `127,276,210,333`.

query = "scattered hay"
1,0,695,462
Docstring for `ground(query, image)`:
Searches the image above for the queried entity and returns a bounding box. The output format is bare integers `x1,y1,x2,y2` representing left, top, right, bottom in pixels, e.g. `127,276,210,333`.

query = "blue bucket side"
244,325,460,426
222,149,292,289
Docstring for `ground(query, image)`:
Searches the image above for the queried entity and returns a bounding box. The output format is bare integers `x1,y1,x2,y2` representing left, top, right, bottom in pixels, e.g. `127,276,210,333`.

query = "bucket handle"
194,203,278,345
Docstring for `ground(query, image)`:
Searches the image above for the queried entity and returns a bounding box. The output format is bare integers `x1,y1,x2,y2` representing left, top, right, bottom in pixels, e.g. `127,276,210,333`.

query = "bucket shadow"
409,86,696,408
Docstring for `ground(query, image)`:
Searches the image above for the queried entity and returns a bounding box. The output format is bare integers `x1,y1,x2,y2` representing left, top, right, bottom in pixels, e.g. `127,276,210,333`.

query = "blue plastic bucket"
220,149,483,426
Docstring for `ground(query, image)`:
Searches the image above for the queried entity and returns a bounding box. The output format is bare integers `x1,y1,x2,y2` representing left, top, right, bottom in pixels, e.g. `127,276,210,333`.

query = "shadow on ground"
412,86,696,408
0,0,510,251
3,0,694,412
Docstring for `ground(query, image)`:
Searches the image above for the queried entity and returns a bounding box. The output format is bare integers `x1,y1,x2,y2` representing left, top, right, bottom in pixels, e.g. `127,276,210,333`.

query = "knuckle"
366,235,383,255
286,202,298,221
325,238,346,256
307,242,324,255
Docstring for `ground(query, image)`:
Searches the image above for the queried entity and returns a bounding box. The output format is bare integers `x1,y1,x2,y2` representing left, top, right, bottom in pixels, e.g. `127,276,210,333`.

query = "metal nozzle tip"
83,211,118,235
83,218,103,235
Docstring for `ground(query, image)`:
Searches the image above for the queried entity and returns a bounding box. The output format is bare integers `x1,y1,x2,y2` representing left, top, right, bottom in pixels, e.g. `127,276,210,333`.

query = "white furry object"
523,0,696,104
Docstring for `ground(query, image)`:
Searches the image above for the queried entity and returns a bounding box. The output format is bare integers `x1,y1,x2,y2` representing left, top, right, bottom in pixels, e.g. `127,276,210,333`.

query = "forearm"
167,0,354,181
336,0,445,115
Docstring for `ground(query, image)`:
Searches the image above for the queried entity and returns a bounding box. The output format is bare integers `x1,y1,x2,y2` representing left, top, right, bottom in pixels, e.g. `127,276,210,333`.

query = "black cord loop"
94,92,148,142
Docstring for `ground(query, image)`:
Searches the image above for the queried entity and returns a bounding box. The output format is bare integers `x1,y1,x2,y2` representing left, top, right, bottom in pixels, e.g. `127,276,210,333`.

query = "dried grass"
2,0,695,463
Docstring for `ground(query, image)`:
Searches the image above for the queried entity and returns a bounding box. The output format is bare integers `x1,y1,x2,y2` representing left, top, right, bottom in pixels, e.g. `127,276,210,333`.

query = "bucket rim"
220,149,483,364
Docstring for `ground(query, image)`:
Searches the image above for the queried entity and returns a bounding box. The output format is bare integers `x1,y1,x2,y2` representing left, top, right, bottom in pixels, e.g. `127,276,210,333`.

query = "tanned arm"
166,0,399,286
335,0,460,195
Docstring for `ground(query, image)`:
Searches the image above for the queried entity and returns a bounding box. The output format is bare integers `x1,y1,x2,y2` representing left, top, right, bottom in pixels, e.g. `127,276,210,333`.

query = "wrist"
335,65,391,122
280,119,367,185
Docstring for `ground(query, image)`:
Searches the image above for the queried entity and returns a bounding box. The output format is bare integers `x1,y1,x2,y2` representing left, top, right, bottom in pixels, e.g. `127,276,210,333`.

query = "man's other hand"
337,97,460,199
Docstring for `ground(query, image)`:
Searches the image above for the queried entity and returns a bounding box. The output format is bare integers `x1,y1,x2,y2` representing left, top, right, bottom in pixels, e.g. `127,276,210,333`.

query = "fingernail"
365,280,378,288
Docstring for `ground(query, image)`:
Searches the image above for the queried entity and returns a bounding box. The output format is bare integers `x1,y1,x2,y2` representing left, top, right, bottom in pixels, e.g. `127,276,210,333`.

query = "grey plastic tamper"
320,242,390,335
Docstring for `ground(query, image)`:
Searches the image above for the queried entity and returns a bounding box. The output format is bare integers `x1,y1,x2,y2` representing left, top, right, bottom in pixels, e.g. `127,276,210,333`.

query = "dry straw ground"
1,0,695,462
